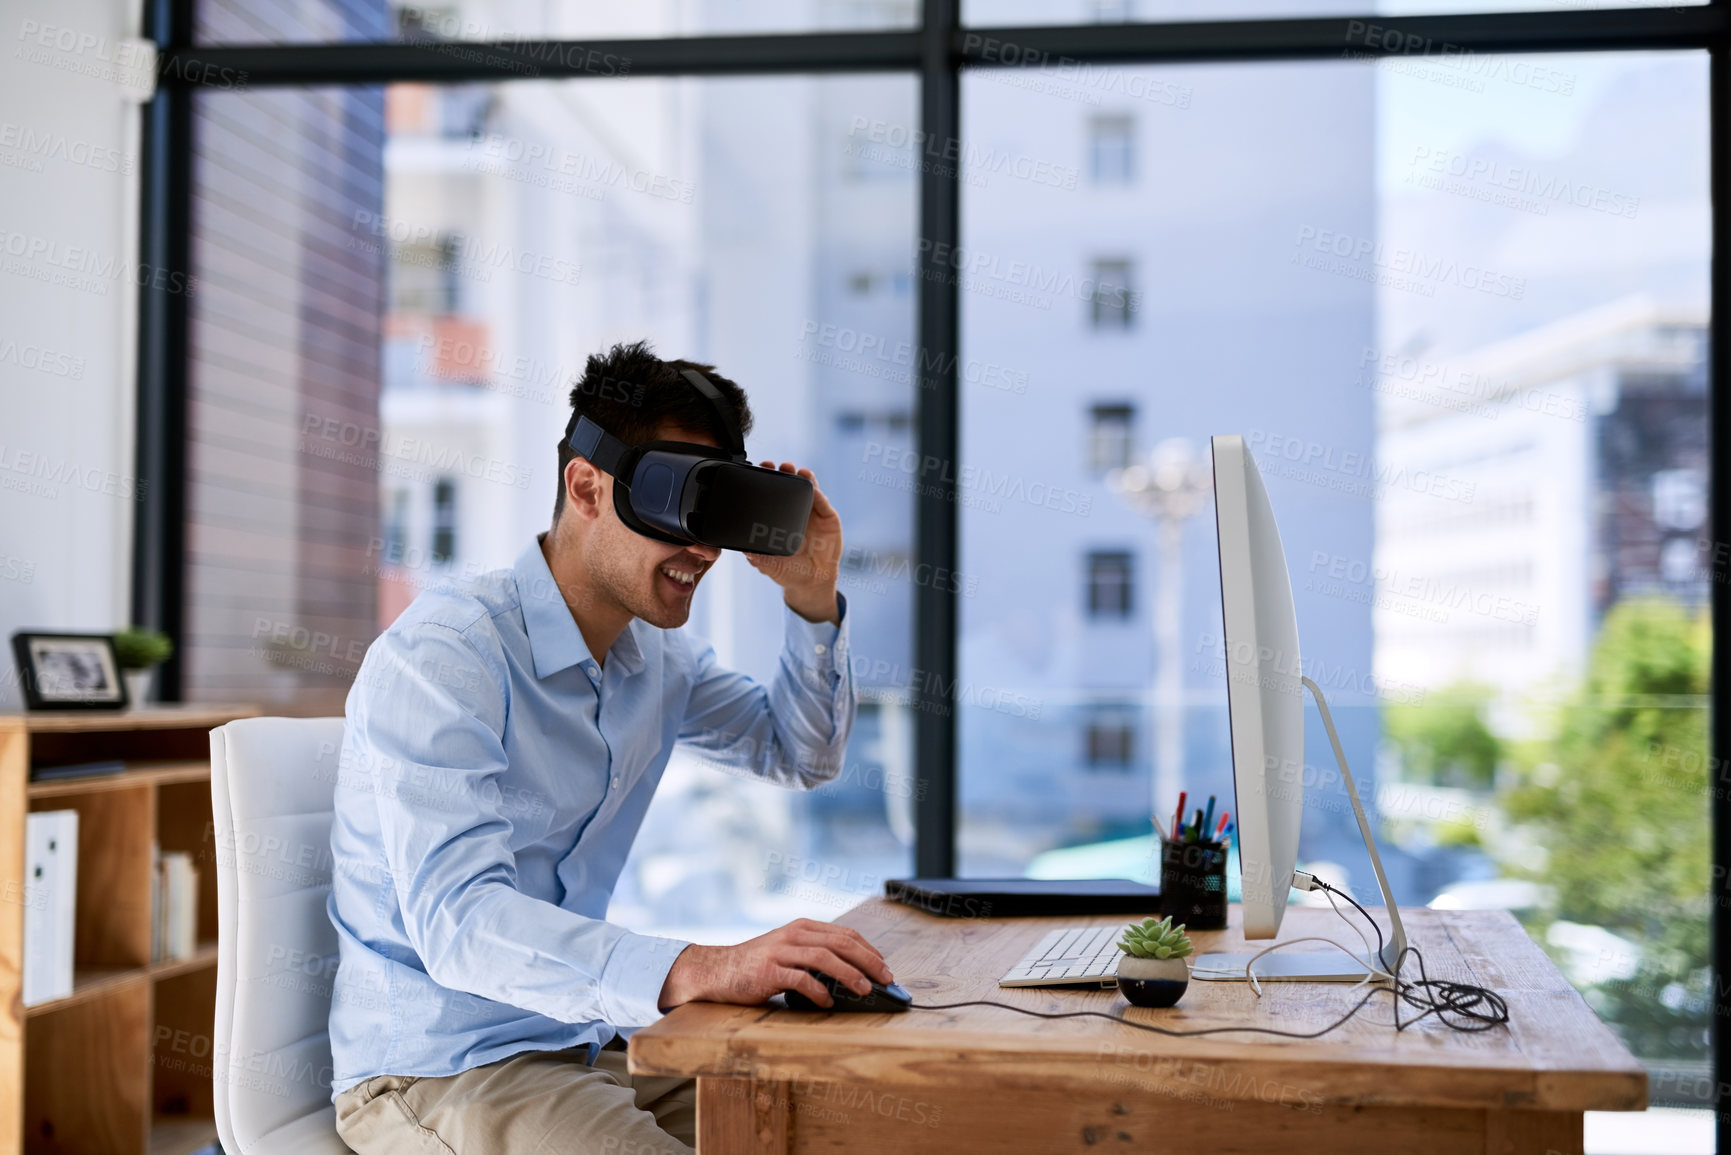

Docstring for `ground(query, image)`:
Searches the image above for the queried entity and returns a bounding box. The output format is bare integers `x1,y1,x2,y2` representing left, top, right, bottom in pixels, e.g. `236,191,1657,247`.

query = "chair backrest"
210,717,354,1155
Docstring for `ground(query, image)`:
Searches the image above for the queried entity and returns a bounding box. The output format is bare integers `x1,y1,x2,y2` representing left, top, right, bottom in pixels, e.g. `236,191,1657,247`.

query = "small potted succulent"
1115,915,1193,1008
113,627,173,708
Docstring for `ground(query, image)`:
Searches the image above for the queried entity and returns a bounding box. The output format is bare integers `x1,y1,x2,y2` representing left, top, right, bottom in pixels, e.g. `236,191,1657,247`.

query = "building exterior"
952,56,1378,873
1372,298,1709,720
184,0,388,713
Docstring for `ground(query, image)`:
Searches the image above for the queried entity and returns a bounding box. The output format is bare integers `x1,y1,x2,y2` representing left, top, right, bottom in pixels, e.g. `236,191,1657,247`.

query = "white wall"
0,0,144,708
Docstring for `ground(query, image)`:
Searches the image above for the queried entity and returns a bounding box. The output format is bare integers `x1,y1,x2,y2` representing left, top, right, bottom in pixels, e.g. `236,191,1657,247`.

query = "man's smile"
658,559,707,594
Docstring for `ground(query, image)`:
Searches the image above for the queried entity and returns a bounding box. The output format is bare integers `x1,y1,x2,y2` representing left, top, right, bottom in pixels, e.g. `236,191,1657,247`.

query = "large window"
957,50,1711,1112
187,69,920,941
157,1,1721,1143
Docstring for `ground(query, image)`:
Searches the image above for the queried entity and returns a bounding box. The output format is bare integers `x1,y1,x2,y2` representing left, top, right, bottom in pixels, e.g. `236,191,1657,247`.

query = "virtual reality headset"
566,368,814,556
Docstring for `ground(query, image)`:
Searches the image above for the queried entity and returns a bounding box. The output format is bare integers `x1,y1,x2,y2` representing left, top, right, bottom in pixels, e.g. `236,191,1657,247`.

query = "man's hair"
554,339,754,523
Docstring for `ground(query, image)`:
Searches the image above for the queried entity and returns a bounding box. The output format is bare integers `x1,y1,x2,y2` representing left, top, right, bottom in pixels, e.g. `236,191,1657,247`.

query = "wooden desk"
630,900,1646,1154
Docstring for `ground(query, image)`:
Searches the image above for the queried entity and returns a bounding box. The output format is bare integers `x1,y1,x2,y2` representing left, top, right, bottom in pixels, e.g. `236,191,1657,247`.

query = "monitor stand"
1192,675,1408,984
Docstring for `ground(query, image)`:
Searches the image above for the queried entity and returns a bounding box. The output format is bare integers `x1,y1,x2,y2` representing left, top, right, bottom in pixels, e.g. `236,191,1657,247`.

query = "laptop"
883,878,1160,990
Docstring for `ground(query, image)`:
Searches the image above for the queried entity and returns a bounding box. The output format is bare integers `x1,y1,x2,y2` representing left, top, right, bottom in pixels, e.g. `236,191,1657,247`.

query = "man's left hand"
745,462,842,626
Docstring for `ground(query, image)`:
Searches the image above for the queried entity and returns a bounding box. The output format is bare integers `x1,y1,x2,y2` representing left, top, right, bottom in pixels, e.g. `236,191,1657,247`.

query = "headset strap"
680,369,746,458
568,417,629,477
569,367,744,471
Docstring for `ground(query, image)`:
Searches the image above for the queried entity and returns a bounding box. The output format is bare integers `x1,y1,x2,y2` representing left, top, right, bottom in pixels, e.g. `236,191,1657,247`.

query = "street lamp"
1107,438,1212,829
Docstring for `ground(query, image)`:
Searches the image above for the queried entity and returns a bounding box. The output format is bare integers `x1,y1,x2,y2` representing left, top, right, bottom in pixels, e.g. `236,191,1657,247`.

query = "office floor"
1585,1109,1712,1154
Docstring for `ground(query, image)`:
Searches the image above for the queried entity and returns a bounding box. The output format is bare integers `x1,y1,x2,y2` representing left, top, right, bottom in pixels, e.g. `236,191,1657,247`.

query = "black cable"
908,991,1385,1040
905,886,1509,1041
1313,880,1509,1034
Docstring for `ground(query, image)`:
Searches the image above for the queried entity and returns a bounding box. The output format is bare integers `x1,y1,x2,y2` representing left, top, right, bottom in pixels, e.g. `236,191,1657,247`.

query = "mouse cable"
906,988,1386,1041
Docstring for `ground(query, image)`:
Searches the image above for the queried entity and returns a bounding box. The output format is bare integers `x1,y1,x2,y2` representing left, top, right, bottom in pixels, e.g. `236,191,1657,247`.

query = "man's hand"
658,918,893,1010
745,462,842,626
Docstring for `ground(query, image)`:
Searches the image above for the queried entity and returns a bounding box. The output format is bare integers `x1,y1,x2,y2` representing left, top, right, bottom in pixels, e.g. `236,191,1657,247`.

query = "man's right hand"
657,918,894,1011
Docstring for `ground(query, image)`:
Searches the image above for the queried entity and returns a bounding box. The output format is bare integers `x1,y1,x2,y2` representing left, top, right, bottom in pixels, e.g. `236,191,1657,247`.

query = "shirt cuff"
597,933,692,1028
784,592,847,667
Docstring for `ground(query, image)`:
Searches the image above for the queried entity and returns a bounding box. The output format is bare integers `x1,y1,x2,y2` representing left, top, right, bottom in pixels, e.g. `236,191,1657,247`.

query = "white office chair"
210,717,355,1155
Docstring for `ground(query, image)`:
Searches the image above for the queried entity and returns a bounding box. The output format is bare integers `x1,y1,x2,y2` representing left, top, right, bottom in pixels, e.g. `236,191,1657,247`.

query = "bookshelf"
0,705,260,1155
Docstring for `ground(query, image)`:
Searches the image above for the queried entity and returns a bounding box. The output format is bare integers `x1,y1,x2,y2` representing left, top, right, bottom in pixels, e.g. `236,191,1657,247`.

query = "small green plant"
1117,916,1193,960
113,627,173,671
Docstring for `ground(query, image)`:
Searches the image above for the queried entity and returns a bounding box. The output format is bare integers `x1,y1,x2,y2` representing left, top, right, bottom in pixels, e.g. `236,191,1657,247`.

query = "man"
327,340,892,1154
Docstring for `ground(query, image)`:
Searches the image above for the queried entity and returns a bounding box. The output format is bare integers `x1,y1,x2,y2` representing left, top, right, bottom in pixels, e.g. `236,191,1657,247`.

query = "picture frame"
10,632,130,711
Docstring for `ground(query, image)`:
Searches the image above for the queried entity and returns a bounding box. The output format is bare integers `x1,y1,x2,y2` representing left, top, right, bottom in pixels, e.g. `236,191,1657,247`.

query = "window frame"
134,4,1731,1131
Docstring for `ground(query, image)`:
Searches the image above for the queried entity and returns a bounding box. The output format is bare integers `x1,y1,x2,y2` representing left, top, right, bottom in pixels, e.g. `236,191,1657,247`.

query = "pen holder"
1160,839,1227,931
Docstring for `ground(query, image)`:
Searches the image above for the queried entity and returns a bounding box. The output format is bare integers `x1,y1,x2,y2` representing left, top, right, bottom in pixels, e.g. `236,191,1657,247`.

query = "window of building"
1089,115,1135,185
390,234,462,316
431,477,457,565
836,410,913,434
384,488,409,565
1083,706,1137,769
1086,551,1135,618
1088,258,1136,329
1087,403,1136,472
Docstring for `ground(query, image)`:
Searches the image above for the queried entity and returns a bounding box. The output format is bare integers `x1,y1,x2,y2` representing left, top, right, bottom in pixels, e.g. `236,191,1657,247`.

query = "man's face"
582,423,722,630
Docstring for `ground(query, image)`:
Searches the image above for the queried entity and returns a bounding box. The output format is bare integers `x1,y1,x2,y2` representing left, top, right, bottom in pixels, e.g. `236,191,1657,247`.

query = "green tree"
1500,598,1711,1060
1385,680,1501,789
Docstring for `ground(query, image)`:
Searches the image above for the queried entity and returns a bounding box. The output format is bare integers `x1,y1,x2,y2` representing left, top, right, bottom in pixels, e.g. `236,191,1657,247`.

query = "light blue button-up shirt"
326,538,853,1094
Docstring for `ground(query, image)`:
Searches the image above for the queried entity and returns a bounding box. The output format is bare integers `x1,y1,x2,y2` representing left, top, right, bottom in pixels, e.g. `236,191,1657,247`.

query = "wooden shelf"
28,761,209,801
2,704,258,1155
150,942,219,983
0,705,259,734
147,1114,216,1155
23,968,148,1019
24,944,218,1020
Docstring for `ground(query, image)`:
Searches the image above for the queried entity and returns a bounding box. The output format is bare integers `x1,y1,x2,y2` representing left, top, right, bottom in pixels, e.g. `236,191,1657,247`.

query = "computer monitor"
1192,434,1406,983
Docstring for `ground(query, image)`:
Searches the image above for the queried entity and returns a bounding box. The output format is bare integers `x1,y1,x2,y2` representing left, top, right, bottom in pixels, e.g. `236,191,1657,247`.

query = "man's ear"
564,456,607,523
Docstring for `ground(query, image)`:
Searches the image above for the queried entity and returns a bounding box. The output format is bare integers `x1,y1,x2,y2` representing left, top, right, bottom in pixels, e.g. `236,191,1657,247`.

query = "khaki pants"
334,1038,696,1155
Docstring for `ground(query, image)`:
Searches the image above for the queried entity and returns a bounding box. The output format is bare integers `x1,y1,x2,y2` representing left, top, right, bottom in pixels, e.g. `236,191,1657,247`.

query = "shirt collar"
513,538,645,679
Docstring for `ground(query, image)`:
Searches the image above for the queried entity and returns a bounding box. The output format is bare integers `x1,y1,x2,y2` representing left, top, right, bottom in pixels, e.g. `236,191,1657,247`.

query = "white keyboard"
999,925,1125,988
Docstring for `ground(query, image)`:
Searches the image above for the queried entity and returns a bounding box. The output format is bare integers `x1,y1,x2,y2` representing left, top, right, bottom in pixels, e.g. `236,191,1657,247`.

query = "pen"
1192,808,1205,843
1215,811,1230,840
1173,792,1187,843
1202,796,1216,839
1151,814,1169,844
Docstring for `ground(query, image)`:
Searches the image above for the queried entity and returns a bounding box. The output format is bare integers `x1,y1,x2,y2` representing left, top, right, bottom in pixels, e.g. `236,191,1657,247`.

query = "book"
23,811,78,1007
150,843,163,963
30,759,125,783
159,851,198,961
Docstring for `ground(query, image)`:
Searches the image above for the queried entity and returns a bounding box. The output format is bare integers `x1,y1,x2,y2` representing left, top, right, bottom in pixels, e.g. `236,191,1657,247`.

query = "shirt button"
611,776,620,789
814,643,827,655
586,662,600,676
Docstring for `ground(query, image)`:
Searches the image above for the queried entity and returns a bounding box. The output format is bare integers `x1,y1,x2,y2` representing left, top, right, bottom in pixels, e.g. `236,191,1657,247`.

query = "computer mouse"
783,968,913,1013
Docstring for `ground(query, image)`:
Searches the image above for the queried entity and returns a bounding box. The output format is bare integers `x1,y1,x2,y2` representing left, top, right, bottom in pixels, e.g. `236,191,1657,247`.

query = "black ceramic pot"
1116,955,1190,1008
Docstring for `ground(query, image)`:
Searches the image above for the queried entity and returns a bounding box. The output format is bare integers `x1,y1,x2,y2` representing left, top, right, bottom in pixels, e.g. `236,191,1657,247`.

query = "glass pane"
966,0,1699,26
198,0,918,45
957,51,1710,1130
187,73,918,941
